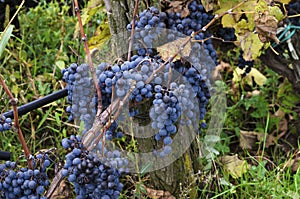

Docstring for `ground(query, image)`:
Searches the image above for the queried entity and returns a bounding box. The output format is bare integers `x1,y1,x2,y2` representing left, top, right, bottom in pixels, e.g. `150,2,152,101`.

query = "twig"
194,0,247,34
103,0,112,14
1,0,25,38
127,0,140,61
144,0,248,85
73,0,103,114
145,36,193,84
83,80,136,151
0,76,33,169
192,35,235,43
288,14,300,19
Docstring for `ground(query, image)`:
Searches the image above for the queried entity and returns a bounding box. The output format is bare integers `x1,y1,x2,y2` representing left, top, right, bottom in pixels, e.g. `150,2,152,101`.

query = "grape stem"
192,35,235,43
73,0,103,114
145,0,247,85
194,0,247,35
0,76,33,169
127,0,140,61
82,80,136,151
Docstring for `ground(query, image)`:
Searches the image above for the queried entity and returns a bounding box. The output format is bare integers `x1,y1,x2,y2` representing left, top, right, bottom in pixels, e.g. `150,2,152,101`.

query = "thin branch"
1,0,25,37
194,0,247,35
127,0,140,61
146,36,193,84
192,35,235,43
0,76,33,169
73,0,103,114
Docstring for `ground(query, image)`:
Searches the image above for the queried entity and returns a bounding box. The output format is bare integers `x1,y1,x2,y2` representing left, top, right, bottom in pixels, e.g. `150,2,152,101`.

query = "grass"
1,1,300,199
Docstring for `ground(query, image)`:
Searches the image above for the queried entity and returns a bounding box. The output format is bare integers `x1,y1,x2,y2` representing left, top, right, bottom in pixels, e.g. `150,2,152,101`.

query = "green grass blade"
0,25,14,57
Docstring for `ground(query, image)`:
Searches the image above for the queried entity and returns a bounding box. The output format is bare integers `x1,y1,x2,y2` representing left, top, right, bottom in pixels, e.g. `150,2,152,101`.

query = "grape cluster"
237,50,254,76
127,1,218,64
217,27,236,41
0,115,12,132
0,154,50,198
105,121,123,141
61,135,124,199
167,0,218,64
287,0,300,26
62,63,80,122
149,88,180,157
127,6,168,56
62,63,98,131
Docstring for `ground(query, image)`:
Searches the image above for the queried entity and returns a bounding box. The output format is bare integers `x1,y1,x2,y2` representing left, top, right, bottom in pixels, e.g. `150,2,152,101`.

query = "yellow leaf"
157,37,191,61
248,67,267,86
232,67,267,87
88,23,111,50
237,32,264,60
220,155,248,179
269,6,284,21
221,15,236,28
55,60,65,71
277,0,291,4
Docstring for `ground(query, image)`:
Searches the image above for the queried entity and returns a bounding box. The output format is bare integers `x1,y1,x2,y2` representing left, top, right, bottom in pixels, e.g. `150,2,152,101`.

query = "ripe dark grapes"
61,135,124,199
0,115,12,132
238,50,254,76
0,154,50,198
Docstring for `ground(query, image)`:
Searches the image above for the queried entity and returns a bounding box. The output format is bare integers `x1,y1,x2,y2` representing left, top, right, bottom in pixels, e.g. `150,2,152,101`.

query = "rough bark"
106,0,160,58
106,1,201,198
260,31,300,95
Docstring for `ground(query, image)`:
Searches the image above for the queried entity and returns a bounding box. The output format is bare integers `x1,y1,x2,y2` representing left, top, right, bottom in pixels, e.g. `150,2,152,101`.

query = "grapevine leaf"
221,15,237,28
255,0,268,13
201,0,215,12
0,25,14,57
236,31,264,60
88,23,111,51
269,6,284,21
277,0,292,3
233,67,267,86
75,1,103,36
166,1,190,18
55,60,65,70
214,0,237,14
234,19,254,36
157,36,192,61
255,11,279,44
220,155,248,179
239,131,276,150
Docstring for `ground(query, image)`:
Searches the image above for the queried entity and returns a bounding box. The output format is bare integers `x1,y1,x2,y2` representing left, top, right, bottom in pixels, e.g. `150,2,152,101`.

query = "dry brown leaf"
219,155,249,178
284,155,300,173
50,180,73,199
239,130,276,150
274,108,285,118
246,90,261,97
239,131,259,150
211,61,232,80
145,186,176,199
166,0,191,18
157,36,192,61
201,0,215,12
254,11,280,44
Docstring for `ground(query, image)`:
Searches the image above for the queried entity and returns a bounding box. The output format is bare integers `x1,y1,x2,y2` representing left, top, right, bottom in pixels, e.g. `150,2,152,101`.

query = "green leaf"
0,25,14,57
237,32,264,60
277,0,291,4
55,60,65,70
204,135,221,143
269,6,284,21
221,15,237,28
255,0,268,13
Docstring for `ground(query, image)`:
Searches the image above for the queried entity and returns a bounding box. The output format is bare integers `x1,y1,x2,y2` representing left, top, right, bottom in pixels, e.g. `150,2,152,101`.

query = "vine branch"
0,76,33,169
73,0,103,114
127,0,140,61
